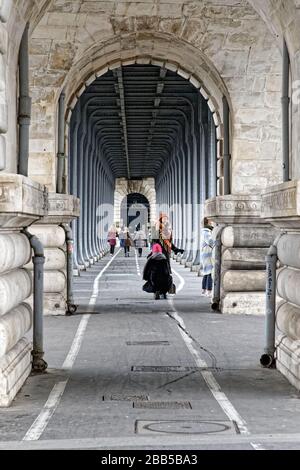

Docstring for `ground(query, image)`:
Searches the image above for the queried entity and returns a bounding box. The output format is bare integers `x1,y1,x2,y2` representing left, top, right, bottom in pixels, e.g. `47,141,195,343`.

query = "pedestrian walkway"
0,250,299,450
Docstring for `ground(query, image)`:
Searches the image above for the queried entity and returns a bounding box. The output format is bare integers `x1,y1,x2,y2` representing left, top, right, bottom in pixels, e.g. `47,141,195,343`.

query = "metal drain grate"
133,401,192,409
127,341,169,346
103,394,149,402
132,366,197,373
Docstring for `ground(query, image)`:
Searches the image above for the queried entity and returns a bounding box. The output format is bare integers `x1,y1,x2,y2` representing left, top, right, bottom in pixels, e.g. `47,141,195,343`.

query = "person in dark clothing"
124,231,132,257
143,243,172,300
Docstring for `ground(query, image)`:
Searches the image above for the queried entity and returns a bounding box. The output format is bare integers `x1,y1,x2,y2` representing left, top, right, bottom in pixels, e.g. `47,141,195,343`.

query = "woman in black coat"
143,243,172,299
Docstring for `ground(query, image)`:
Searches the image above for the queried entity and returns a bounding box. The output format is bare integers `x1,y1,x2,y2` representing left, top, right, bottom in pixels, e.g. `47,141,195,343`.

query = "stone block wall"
261,180,300,391
0,174,46,406
26,193,80,316
275,234,300,390
205,194,279,315
25,224,67,316
220,225,277,315
0,233,33,406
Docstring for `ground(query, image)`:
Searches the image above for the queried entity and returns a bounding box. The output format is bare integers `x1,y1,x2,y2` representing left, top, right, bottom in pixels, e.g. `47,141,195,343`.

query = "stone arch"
64,53,223,136
25,2,283,193
114,178,156,227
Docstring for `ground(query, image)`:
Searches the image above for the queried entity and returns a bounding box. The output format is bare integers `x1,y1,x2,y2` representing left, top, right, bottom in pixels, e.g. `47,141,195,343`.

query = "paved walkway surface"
1,249,300,450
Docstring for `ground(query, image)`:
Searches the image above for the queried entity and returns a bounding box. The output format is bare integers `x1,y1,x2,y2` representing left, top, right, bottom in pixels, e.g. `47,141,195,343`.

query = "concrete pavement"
0,249,299,450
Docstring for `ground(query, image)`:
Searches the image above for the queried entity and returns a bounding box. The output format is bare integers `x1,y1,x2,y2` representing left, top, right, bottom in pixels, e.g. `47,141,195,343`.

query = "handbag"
168,275,176,294
142,281,154,293
168,283,176,294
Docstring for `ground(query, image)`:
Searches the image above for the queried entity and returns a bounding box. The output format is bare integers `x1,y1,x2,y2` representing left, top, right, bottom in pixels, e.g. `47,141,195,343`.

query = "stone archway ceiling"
80,64,206,179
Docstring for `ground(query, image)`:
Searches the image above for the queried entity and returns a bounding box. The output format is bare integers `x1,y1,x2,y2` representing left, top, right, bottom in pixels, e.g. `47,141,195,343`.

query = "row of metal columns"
156,94,217,267
69,102,115,270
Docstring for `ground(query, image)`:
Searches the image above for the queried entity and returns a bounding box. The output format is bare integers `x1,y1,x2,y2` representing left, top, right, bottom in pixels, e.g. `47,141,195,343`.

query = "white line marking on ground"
171,266,248,434
135,249,141,277
250,442,266,450
23,382,67,441
62,315,90,370
23,249,121,441
171,264,266,449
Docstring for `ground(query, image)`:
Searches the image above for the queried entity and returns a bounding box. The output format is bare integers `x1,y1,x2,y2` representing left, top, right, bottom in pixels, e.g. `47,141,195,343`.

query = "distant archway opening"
120,193,150,234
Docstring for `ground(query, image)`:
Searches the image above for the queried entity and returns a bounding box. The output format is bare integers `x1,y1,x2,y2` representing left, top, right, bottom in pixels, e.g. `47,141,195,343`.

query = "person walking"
107,224,117,255
200,217,215,297
124,229,132,257
151,213,184,267
134,229,146,257
143,243,172,300
119,226,127,257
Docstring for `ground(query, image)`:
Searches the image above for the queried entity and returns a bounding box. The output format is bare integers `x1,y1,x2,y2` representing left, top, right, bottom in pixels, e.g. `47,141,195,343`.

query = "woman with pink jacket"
107,225,117,255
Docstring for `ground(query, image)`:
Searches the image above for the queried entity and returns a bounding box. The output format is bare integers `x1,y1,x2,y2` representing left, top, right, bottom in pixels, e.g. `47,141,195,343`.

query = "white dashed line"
169,266,261,442
23,249,121,441
135,249,141,277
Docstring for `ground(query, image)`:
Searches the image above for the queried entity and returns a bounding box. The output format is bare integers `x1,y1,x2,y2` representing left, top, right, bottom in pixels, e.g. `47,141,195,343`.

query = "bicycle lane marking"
23,249,122,441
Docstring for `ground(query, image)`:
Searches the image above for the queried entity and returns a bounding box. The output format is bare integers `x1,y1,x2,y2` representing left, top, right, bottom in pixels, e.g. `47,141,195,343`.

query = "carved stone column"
205,194,277,315
0,174,46,406
262,180,300,391
27,193,80,316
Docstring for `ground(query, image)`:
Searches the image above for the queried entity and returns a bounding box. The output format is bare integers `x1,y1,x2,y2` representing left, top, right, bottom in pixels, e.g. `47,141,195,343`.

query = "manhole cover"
134,401,191,409
136,420,237,435
127,341,169,346
132,366,197,373
103,394,149,402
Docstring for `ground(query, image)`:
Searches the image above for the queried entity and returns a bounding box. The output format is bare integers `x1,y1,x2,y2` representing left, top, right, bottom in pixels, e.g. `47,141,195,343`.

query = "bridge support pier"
0,174,46,406
262,180,300,391
205,194,277,315
27,193,80,316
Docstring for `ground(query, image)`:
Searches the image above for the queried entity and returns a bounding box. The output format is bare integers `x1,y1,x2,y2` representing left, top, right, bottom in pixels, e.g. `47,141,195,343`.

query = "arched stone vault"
20,0,284,194
114,177,156,226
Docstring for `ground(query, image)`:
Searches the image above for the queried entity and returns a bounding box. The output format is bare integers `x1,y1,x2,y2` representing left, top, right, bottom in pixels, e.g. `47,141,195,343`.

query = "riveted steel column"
18,23,31,176
91,152,98,259
57,91,66,194
208,111,217,198
185,114,193,264
81,108,90,265
99,164,104,253
223,96,231,195
192,96,203,267
69,104,80,271
282,38,290,182
82,119,91,264
190,97,200,267
176,150,183,251
76,104,87,268
87,126,94,262
179,134,187,254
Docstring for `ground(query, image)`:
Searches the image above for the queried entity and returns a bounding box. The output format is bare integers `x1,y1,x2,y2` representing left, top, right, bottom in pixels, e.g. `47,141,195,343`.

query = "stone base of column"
276,335,300,391
0,174,46,406
29,193,80,316
191,264,200,273
262,180,300,391
221,292,266,315
205,194,277,315
0,338,32,407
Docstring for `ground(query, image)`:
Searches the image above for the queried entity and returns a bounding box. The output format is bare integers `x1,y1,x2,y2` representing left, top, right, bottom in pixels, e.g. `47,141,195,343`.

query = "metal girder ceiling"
80,64,202,179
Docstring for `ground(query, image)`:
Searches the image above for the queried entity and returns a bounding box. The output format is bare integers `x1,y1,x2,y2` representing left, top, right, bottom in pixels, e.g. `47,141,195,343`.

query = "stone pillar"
0,174,46,406
27,193,79,316
205,194,278,315
261,180,300,390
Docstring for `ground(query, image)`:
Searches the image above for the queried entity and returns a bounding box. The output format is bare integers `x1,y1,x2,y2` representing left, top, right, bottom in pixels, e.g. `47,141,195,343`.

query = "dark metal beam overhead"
75,64,206,179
